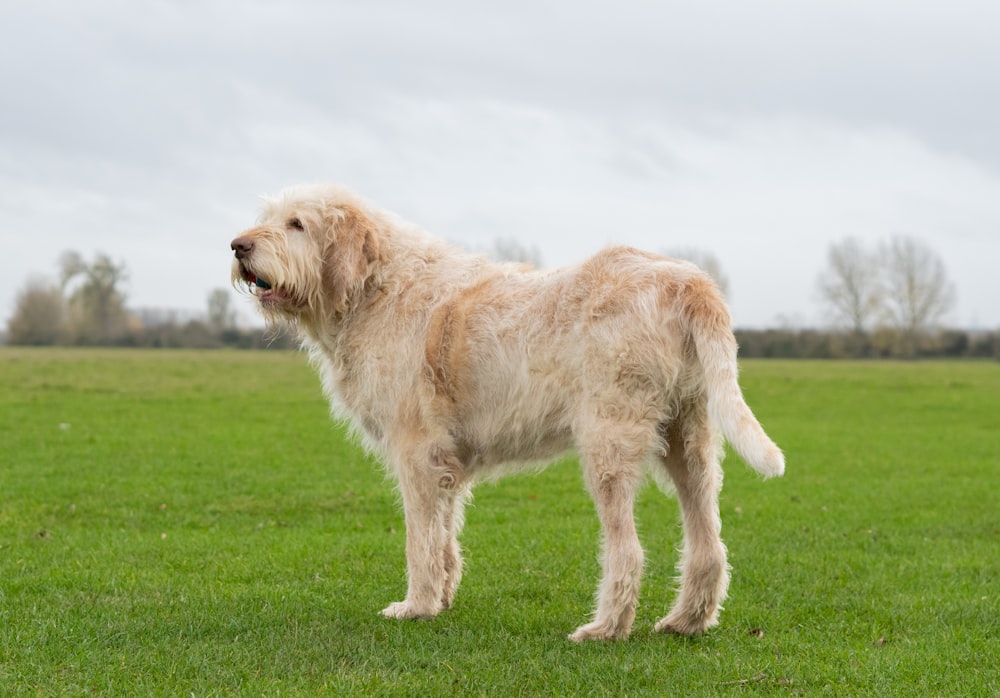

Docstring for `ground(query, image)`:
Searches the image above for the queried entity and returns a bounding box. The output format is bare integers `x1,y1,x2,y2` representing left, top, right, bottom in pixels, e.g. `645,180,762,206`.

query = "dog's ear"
323,203,381,314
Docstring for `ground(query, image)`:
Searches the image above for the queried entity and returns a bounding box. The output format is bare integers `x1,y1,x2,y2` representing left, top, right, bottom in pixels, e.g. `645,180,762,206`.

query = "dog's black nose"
231,236,254,259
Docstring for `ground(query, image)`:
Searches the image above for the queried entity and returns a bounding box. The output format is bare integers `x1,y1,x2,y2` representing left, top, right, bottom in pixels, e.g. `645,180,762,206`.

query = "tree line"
814,235,960,357
4,240,997,359
806,235,1000,358
5,251,294,349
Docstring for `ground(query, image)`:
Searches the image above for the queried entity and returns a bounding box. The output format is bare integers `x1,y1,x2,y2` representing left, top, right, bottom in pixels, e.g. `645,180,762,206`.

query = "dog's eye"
289,218,304,231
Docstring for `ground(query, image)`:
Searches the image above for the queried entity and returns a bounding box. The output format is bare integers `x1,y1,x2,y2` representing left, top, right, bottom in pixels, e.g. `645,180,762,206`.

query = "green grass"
1,349,998,696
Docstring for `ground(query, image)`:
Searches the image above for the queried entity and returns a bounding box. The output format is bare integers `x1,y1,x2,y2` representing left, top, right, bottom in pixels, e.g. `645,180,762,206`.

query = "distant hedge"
734,328,1000,359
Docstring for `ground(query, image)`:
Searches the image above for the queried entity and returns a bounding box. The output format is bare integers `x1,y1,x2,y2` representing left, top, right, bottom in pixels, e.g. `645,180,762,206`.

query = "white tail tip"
756,447,785,479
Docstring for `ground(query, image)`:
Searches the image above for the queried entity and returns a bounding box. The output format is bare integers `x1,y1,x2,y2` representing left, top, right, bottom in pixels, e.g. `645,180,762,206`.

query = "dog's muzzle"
230,236,272,290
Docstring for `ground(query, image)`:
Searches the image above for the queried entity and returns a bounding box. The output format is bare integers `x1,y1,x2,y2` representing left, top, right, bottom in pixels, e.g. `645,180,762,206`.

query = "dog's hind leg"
653,406,729,636
382,444,467,620
568,417,653,642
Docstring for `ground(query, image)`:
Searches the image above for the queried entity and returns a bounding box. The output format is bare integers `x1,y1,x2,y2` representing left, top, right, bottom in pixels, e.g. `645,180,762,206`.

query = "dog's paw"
380,600,439,620
653,613,715,636
568,620,629,642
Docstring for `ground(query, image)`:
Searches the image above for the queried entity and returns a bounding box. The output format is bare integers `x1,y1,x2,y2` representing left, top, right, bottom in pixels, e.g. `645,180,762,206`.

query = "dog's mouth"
246,271,272,291
237,263,285,304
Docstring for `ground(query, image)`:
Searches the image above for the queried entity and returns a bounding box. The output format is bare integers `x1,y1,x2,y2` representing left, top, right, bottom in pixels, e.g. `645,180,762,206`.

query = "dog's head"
231,184,382,323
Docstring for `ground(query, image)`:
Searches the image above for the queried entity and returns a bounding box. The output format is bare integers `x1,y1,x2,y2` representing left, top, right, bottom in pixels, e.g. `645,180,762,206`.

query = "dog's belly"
461,407,574,469
452,362,578,471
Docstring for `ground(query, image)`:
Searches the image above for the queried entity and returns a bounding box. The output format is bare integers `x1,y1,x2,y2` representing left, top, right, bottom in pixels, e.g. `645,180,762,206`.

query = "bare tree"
490,237,543,267
7,277,67,345
664,247,731,298
816,237,883,333
206,288,238,332
881,235,955,352
60,251,130,344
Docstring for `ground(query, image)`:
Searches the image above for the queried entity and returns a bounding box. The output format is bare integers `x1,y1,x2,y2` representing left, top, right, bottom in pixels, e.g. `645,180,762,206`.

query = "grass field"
1,348,997,696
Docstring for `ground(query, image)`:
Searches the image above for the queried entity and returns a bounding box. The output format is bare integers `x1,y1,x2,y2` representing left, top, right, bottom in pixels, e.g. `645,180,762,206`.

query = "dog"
231,184,784,641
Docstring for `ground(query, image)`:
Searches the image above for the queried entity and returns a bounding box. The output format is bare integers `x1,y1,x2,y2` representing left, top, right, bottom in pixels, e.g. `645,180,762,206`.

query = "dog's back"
416,245,781,478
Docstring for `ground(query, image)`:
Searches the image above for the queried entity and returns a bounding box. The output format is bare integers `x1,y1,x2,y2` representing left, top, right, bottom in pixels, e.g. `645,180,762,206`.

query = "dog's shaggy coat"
231,184,784,641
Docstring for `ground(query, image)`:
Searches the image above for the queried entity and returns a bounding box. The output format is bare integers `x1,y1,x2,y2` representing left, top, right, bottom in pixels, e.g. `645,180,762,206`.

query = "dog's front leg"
381,449,462,620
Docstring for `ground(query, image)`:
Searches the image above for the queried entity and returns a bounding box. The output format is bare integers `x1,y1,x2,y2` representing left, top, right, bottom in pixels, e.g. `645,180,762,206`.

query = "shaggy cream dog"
231,184,784,641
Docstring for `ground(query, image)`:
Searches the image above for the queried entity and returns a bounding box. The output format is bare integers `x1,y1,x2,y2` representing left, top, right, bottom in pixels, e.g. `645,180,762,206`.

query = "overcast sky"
3,0,999,330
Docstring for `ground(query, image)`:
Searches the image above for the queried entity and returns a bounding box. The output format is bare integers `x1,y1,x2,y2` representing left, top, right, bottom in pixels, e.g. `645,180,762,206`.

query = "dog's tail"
681,275,785,478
